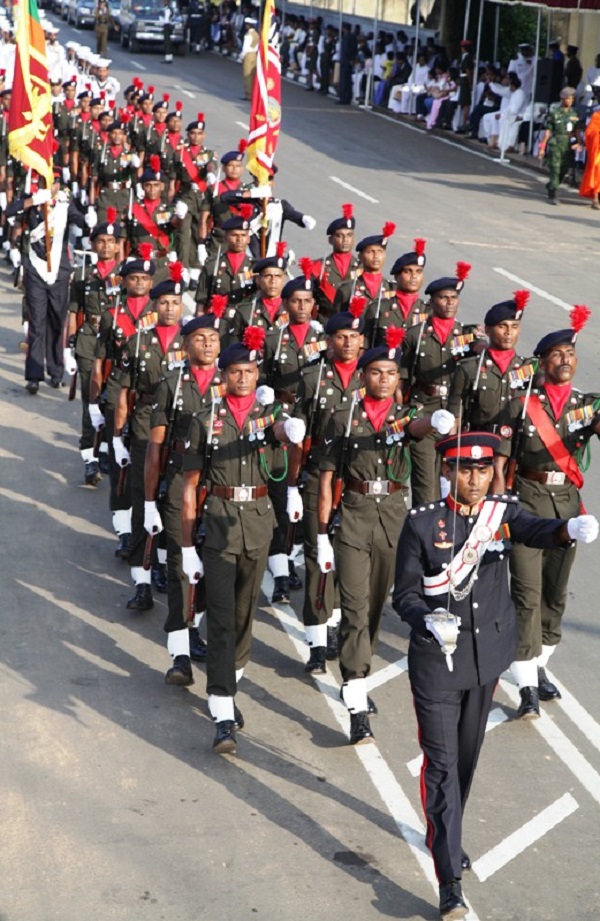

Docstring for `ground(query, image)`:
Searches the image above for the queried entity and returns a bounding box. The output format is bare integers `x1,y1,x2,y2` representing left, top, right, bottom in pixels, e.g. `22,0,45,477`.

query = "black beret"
325,310,365,334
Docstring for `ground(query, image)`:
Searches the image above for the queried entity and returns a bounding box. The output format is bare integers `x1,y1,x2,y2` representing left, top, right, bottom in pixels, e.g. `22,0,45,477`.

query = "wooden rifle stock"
300,433,312,467
68,369,78,401
142,533,154,571
117,464,128,497
315,474,344,612
187,583,196,623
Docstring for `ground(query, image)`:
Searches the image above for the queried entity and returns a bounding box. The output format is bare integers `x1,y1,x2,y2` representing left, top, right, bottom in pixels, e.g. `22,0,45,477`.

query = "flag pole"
44,198,51,273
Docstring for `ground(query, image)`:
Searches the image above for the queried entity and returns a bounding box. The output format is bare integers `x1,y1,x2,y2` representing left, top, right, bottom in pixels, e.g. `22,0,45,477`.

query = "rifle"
316,391,357,610
506,365,536,492
464,348,486,430
189,396,217,621
68,250,93,401
407,318,426,402
127,326,143,417
301,357,324,467
116,421,129,497
370,282,385,348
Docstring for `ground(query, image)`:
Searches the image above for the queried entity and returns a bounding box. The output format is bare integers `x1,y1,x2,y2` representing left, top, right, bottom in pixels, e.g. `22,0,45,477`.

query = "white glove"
10,248,21,268
174,200,188,219
130,153,141,168
167,250,177,263
302,214,316,230
80,188,88,206
182,545,203,583
317,533,335,574
256,384,275,405
286,485,303,522
63,348,78,376
88,402,104,430
431,409,455,435
249,185,271,199
62,167,70,183
112,436,131,467
287,248,296,266
197,243,207,265
206,171,217,186
0,191,7,210
144,500,163,535
32,188,51,206
136,182,144,199
71,181,79,199
85,207,97,229
283,417,306,445
425,608,462,671
567,514,599,544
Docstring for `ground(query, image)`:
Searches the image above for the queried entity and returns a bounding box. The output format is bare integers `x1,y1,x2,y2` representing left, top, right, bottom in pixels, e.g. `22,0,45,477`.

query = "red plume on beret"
149,154,161,173
385,326,406,350
455,261,471,282
120,110,131,123
147,84,154,94
197,112,204,122
513,290,530,312
342,203,354,220
299,256,313,278
108,99,115,109
175,100,183,112
349,295,367,318
570,304,591,334
138,242,154,260
168,260,184,283
243,325,266,351
275,240,287,258
163,92,170,102
239,202,253,221
414,237,426,257
382,221,396,239
209,294,228,318
106,206,117,224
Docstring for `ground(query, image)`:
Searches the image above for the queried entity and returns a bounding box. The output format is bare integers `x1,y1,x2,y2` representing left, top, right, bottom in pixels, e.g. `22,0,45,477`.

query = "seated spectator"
486,71,526,150
425,63,456,129
467,66,502,137
389,50,428,114
436,66,461,128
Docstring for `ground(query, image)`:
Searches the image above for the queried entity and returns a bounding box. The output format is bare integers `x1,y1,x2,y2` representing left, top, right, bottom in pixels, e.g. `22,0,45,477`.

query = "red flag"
246,0,281,186
8,0,54,187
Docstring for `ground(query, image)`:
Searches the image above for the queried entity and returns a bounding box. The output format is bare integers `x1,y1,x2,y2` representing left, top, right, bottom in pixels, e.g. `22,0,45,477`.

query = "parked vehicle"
119,0,186,55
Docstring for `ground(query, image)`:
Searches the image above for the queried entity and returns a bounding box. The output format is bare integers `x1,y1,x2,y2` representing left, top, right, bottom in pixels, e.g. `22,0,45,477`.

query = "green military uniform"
184,396,284,703
334,270,395,316
68,257,120,451
128,113,154,155
544,103,579,195
496,384,600,660
320,397,418,683
127,200,178,279
365,292,430,348
310,252,360,320
401,318,483,504
171,143,216,269
447,350,534,431
201,180,253,257
151,361,223,634
292,357,362,630
54,101,79,166
70,113,97,187
92,144,136,221
195,250,255,316
94,3,111,55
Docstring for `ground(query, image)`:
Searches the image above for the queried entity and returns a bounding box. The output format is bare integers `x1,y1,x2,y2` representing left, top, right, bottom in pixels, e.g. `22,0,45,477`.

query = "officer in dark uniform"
400,263,484,505
310,202,360,321
334,221,396,318
181,328,306,755
366,238,430,346
538,86,582,204
67,208,121,485
146,309,225,683
318,334,450,743
393,431,596,921
114,262,186,611
493,310,600,718
195,208,256,317
447,290,533,430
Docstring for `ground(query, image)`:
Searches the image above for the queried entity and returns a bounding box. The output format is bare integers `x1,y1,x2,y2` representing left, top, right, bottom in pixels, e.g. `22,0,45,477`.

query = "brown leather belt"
420,382,449,398
345,476,405,496
208,483,268,501
520,467,567,486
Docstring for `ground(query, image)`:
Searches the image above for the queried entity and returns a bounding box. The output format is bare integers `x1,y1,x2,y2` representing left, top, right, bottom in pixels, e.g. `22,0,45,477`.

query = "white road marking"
473,792,579,882
329,176,379,204
406,707,508,778
264,573,481,920
493,267,571,312
365,657,408,691
236,120,249,131
500,676,600,806
130,61,146,71
174,85,196,98
547,667,600,757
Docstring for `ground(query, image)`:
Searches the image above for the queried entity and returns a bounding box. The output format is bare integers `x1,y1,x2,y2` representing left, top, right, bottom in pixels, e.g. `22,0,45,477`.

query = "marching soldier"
67,208,122,485
366,238,430,346
318,332,452,743
150,102,184,178
89,58,121,108
89,113,136,222
493,308,600,718
145,308,227,682
127,155,187,276
448,291,533,430
335,221,396,321
393,431,597,921
181,328,306,755
129,85,155,159
195,208,255,317
400,263,484,505
198,140,256,258
228,242,288,343
139,95,170,166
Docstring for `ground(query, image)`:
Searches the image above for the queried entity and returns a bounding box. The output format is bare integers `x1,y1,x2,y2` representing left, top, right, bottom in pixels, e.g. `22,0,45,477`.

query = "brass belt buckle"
232,486,253,501
366,480,389,496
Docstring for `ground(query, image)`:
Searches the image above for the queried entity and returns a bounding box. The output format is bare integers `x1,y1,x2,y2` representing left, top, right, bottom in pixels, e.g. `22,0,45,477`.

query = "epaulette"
409,501,446,517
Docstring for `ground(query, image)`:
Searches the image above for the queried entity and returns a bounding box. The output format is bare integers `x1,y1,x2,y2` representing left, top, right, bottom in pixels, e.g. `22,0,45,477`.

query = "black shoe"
126,584,154,611
367,696,378,716
288,560,303,590
233,705,244,731
213,720,237,754
98,451,110,475
271,575,290,604
151,562,168,594
538,666,561,701
114,533,131,559
517,686,540,720
49,377,64,388
326,625,339,660
349,711,374,745
304,646,327,675
189,627,207,662
84,460,101,486
439,879,467,919
461,849,471,871
165,654,194,686
26,380,39,395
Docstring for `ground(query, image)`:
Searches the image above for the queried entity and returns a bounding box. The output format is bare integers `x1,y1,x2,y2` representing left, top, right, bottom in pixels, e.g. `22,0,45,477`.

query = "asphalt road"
1,19,600,921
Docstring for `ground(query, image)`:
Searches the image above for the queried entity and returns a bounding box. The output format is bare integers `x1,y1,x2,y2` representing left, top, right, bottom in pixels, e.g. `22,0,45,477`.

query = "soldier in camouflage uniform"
538,86,582,204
